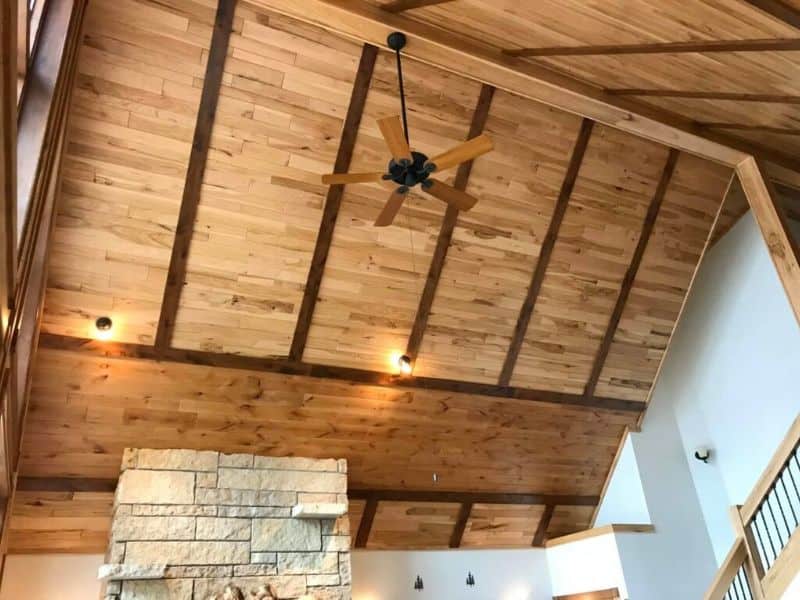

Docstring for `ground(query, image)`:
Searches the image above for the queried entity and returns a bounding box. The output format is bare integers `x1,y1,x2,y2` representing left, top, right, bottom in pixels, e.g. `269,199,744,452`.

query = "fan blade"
375,188,408,227
427,134,493,172
424,179,479,211
322,172,385,185
377,115,413,163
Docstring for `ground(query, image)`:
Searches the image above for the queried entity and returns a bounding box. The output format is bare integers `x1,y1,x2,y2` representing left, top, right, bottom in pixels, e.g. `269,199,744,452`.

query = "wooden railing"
705,416,800,600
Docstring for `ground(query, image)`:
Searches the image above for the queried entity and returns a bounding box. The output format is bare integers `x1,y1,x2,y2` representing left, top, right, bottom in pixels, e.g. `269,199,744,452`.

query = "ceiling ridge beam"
607,89,800,103
498,118,595,387
404,84,495,365
582,149,680,400
155,0,237,352
383,0,455,13
742,0,800,30
504,37,800,58
16,477,600,507
37,333,645,414
289,43,378,362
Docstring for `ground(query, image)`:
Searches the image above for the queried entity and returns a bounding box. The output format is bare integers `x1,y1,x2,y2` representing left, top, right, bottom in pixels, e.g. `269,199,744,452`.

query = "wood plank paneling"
43,0,216,344
412,92,585,384
510,126,671,395
547,505,595,539
170,6,365,357
460,503,545,548
22,348,632,495
595,155,734,400
366,500,461,549
301,52,482,371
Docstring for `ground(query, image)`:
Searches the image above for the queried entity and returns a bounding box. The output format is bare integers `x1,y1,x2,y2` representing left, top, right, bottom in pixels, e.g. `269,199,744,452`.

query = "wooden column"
736,157,800,324
155,0,237,351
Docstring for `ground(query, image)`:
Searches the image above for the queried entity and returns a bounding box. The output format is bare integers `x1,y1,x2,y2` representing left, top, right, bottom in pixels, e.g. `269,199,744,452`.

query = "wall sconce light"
398,354,412,375
414,575,424,591
94,316,113,341
466,572,475,587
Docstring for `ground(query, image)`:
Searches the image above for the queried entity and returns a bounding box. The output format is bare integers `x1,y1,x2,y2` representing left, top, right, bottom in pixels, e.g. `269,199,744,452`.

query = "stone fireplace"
100,449,351,600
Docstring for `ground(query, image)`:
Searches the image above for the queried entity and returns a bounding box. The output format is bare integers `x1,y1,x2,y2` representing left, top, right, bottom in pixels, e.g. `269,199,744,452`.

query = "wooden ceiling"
368,0,800,165
17,0,751,550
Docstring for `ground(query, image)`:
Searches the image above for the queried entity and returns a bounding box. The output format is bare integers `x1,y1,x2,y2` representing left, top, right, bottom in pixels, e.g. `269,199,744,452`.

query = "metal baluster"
770,481,792,544
750,518,771,570
779,471,799,528
760,509,778,567
765,491,787,548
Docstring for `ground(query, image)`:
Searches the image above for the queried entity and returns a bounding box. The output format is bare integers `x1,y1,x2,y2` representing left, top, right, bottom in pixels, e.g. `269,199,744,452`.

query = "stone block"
250,552,277,564
195,487,296,507
120,579,193,600
217,468,346,493
193,576,306,600
251,518,321,552
292,503,347,519
218,506,290,518
322,535,350,552
339,555,352,586
124,541,249,566
253,456,339,472
337,459,347,473
195,517,250,541
233,564,278,576
305,586,349,600
132,505,216,517
277,552,338,575
136,449,218,472
297,493,338,504
121,449,138,471
307,574,341,587
322,515,350,536
164,566,232,579
219,453,254,468
109,542,126,564
116,470,194,505
111,516,195,541
196,472,217,487
98,563,166,582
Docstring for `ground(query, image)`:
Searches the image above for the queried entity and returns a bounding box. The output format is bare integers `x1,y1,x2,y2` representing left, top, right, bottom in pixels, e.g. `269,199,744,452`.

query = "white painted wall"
351,549,552,600
545,533,627,598
593,436,650,528
0,554,104,600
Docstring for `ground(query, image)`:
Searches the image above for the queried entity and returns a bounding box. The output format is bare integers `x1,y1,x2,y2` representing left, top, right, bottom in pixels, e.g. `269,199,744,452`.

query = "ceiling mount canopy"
321,31,495,227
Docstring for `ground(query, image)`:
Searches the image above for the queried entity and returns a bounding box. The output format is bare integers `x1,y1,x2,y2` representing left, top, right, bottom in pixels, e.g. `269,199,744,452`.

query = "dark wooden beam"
154,0,236,351
532,504,555,547
405,84,495,364
583,149,679,400
39,333,645,414
348,489,598,506
383,0,455,13
742,0,800,30
288,43,378,362
606,89,800,103
498,119,594,386
355,496,378,548
17,477,599,507
504,38,800,58
449,502,473,548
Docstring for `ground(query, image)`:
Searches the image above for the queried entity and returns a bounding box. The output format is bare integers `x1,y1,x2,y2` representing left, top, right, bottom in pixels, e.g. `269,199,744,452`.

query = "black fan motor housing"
387,151,433,188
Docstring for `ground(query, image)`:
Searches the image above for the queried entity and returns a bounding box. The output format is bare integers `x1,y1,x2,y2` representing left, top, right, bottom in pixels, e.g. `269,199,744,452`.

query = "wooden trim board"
544,524,655,548
505,38,800,57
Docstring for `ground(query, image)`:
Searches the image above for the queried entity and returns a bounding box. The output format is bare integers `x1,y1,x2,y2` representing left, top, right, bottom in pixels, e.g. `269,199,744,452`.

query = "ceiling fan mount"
321,31,495,227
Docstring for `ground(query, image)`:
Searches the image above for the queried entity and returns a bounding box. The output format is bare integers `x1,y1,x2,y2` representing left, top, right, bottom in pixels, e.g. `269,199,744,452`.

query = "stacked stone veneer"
103,449,351,600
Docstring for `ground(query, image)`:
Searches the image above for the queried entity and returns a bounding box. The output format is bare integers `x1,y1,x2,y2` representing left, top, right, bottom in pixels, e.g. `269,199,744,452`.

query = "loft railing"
705,416,800,600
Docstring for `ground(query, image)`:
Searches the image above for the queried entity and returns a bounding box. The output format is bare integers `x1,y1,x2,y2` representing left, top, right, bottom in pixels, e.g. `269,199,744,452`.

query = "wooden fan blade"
424,179,479,211
427,134,493,172
322,172,385,185
375,188,408,227
377,115,413,163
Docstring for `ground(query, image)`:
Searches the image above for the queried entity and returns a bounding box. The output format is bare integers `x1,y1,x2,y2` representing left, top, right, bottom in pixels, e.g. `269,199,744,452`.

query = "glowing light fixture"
94,316,113,341
397,354,412,375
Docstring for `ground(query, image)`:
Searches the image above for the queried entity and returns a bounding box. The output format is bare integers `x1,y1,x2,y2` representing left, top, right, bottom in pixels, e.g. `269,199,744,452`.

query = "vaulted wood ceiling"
15,0,756,551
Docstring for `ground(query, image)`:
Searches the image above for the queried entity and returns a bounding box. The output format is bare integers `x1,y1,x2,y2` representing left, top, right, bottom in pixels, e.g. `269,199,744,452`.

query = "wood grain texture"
367,500,461,548
460,503,546,549
405,84,494,365
498,118,594,386
155,0,237,351
289,43,378,361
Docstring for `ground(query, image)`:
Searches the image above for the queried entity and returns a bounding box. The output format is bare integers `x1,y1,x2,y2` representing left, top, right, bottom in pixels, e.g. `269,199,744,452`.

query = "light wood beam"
742,0,800,30
532,504,555,547
383,0,455,12
700,123,800,135
498,119,594,386
583,149,679,399
251,0,751,168
505,38,800,57
607,89,800,103
155,0,237,351
37,333,645,414
737,157,800,324
449,502,472,548
405,84,495,365
289,44,378,361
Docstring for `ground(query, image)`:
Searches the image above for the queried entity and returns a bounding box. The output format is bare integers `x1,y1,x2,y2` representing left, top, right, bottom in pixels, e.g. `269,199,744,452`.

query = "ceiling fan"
321,32,494,227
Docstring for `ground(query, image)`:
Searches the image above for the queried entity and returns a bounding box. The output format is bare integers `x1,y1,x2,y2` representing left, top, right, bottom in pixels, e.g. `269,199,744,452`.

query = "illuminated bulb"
397,354,412,375
93,316,113,341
